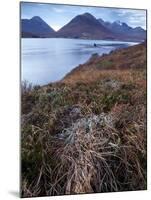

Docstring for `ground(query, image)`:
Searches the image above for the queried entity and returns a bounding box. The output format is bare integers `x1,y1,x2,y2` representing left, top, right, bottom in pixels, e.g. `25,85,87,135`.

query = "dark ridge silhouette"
98,18,146,41
21,16,56,38
56,13,115,40
21,14,146,41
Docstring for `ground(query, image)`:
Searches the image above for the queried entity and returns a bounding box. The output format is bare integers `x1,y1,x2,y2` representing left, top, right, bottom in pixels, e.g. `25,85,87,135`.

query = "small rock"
103,79,121,90
57,113,115,144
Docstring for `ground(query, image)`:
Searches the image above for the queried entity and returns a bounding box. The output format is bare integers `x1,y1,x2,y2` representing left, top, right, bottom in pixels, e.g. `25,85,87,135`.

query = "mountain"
57,13,115,40
21,16,56,38
99,20,133,34
131,26,146,38
98,18,146,41
21,14,146,41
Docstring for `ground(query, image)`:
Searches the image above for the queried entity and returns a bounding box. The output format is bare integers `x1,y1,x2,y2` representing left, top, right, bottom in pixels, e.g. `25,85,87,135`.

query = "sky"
21,2,147,31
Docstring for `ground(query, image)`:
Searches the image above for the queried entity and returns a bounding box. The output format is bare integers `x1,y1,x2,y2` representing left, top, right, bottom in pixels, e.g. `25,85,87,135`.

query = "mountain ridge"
21,16,56,38
21,13,146,41
97,18,146,41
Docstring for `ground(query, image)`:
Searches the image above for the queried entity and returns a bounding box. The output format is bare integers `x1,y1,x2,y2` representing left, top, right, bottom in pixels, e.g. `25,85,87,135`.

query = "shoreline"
21,36,144,43
22,41,143,87
21,40,140,87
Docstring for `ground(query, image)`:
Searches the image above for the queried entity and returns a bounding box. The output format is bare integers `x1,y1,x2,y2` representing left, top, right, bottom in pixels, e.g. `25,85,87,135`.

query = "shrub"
97,60,113,69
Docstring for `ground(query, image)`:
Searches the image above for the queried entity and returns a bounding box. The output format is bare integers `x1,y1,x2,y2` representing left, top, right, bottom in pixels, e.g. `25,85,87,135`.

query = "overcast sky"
21,2,147,31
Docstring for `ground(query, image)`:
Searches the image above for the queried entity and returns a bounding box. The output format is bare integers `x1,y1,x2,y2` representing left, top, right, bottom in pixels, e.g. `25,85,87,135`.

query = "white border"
0,0,150,199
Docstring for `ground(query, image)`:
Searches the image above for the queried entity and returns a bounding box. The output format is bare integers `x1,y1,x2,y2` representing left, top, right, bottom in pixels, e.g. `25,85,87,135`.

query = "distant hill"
56,13,115,40
21,16,56,38
98,19,146,41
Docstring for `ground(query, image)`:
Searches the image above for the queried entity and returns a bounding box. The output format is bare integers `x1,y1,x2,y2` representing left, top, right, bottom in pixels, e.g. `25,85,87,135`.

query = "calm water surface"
21,38,138,85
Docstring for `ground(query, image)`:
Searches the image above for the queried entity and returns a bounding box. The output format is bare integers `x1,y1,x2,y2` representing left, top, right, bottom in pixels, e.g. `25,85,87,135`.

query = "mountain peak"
97,18,105,23
82,12,93,17
31,16,43,22
114,20,123,26
134,26,144,31
81,12,95,19
122,22,129,27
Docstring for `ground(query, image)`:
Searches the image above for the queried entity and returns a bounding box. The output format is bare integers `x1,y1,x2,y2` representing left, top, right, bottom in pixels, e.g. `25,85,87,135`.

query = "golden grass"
62,69,145,87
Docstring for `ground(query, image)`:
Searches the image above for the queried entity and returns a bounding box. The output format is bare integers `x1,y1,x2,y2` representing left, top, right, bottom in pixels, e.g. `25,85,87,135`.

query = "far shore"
21,36,144,43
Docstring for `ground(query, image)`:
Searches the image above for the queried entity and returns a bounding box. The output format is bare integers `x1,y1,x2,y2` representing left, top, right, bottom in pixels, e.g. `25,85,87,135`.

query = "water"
21,38,138,85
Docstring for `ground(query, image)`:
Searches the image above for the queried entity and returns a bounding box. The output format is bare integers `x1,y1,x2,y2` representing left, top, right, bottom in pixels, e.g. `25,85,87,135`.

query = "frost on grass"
57,112,115,144
102,79,121,90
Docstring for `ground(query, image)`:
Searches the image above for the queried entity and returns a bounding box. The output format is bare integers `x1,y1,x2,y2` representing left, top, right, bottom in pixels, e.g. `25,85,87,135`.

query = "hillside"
21,42,147,197
63,42,146,83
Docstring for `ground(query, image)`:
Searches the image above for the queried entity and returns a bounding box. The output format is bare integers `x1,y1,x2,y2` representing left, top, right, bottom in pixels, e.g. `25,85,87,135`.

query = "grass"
97,60,113,69
21,42,147,197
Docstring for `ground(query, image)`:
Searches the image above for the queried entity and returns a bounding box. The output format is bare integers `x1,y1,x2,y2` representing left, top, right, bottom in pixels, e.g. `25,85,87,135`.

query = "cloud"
110,9,146,29
37,3,46,6
52,7,65,13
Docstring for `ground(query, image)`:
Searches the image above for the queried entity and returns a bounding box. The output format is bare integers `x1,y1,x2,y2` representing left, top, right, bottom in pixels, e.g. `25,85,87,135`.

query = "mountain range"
97,18,146,41
21,13,146,41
